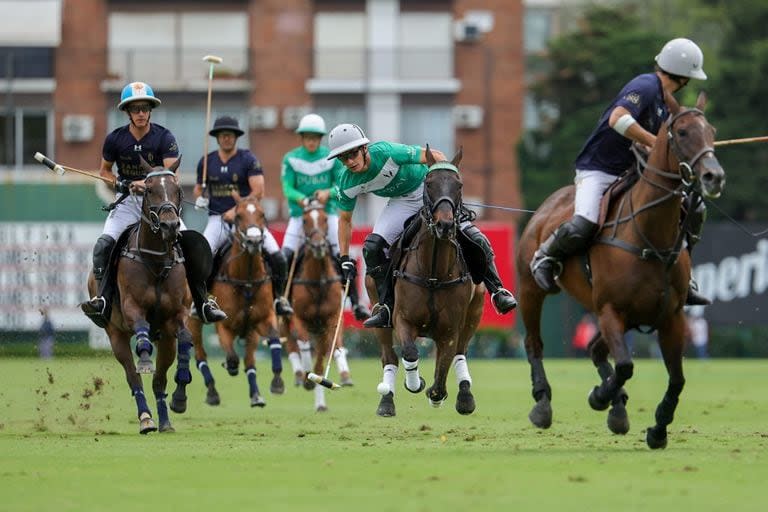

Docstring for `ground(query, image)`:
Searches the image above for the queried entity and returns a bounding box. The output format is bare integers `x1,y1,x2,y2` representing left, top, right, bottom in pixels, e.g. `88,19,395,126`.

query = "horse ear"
138,155,153,173
695,91,707,111
425,144,436,166
168,156,181,174
451,146,463,167
664,89,681,115
231,189,242,202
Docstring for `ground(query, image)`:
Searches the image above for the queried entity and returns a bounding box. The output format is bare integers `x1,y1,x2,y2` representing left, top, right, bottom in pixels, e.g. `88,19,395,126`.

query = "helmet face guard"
655,38,707,80
326,123,370,160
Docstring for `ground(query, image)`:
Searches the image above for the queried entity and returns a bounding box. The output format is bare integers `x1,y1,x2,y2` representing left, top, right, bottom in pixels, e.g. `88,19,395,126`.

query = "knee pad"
461,224,492,254
362,234,390,274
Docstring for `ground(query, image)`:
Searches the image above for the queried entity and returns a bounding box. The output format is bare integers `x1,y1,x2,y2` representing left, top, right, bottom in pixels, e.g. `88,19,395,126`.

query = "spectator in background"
571,313,598,357
38,308,55,359
686,314,709,359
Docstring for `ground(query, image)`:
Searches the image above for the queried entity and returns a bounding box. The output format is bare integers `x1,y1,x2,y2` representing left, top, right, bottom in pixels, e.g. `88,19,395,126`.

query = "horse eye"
677,129,688,137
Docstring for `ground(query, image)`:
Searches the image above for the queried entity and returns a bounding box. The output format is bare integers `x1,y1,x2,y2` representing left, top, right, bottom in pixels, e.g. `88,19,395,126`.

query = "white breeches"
282,214,340,255
203,214,280,256
573,169,619,223
372,184,424,245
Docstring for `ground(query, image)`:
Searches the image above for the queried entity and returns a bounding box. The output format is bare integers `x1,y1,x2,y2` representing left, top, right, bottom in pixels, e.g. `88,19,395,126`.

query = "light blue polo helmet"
118,82,162,111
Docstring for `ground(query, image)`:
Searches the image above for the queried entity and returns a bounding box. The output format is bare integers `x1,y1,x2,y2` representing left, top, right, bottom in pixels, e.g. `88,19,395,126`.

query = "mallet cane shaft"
34,152,116,185
201,55,223,194
308,278,351,390
714,135,768,147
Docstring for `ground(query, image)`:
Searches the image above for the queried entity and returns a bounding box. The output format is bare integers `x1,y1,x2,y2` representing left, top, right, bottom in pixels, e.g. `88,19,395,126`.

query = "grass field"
1,356,766,511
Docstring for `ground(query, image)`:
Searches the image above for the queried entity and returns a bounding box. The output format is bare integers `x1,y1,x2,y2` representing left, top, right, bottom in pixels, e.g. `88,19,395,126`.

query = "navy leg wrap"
132,388,150,417
135,325,152,357
155,391,169,425
197,360,215,387
246,367,259,396
269,338,282,373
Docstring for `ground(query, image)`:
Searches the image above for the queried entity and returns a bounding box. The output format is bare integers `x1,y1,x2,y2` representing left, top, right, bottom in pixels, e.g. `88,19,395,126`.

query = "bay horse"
86,159,193,434
370,148,485,417
282,201,344,411
191,194,284,408
516,91,725,449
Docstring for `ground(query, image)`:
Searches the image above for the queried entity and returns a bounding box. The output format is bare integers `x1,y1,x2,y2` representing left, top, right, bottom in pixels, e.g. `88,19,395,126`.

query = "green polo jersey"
281,145,343,217
335,141,425,212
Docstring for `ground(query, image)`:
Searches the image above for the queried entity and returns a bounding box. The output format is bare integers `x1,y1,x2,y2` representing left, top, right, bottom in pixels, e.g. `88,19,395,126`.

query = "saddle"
389,213,487,285
596,169,640,227
92,224,138,324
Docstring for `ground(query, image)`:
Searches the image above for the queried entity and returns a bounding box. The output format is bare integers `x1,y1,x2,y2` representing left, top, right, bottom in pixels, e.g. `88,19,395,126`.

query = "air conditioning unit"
62,115,95,142
454,20,480,43
453,105,484,129
248,106,278,130
282,106,311,130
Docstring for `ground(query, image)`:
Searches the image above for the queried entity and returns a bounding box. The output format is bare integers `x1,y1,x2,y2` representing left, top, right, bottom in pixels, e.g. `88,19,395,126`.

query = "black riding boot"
184,249,227,324
461,225,518,313
334,255,370,321
81,234,116,328
683,197,711,306
269,250,294,316
530,215,599,292
362,262,394,328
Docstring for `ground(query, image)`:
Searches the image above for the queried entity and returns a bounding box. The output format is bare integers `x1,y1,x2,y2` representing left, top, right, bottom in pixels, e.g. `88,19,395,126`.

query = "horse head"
232,192,266,256
664,91,725,198
139,156,182,242
423,146,464,240
302,199,329,259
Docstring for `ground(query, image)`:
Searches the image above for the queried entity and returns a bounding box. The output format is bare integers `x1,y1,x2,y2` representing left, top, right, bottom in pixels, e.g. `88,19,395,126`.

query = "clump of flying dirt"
46,368,54,385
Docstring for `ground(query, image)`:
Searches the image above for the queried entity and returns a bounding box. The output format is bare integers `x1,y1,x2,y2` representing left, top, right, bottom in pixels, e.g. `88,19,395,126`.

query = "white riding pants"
372,184,425,246
203,214,280,256
282,214,340,255
573,169,619,223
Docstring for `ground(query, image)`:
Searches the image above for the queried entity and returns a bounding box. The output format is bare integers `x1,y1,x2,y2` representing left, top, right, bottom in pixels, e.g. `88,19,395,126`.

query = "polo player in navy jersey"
81,81,227,327
193,115,294,316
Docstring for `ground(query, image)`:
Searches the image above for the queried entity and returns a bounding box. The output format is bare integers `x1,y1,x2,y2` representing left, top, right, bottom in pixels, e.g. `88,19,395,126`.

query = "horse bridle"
421,163,462,236
141,170,182,234
666,108,715,186
302,204,330,257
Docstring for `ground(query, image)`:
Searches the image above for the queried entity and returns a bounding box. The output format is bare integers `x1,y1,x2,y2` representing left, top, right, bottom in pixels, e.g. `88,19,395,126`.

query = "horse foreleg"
259,317,284,395
281,317,304,386
453,284,484,415
243,330,266,408
396,323,425,395
518,279,553,429
153,335,175,432
589,305,632,412
646,318,687,450
108,328,156,434
375,327,398,417
217,325,239,376
426,332,454,408
190,315,219,406
589,334,630,435
170,326,193,414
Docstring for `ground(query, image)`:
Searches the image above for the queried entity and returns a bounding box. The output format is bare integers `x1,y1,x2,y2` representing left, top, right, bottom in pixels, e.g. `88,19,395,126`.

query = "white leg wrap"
402,357,422,392
333,347,350,375
298,340,312,371
380,364,397,395
288,352,302,374
453,355,472,385
314,384,326,409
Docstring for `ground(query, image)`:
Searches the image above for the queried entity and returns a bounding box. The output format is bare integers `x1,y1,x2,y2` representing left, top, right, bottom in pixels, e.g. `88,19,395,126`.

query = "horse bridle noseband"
142,170,182,234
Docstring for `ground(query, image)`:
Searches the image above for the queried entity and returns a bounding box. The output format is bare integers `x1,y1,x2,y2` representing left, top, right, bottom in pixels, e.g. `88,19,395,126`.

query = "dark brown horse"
370,149,485,417
282,202,344,411
87,160,192,434
191,194,284,408
516,91,725,449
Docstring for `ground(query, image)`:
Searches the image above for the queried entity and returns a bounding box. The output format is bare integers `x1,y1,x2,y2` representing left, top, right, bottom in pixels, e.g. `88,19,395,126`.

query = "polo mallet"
307,278,350,390
714,135,768,147
200,55,223,197
34,152,116,186
282,248,299,301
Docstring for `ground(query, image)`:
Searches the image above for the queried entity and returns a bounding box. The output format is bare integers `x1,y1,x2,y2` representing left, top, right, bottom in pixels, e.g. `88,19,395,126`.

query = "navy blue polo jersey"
196,149,263,215
574,73,669,176
102,123,179,180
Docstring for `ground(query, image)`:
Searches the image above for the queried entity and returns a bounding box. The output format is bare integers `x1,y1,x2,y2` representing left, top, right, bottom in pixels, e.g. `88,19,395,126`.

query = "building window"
314,13,366,80
524,8,554,54
0,110,50,167
0,47,54,79
400,95,454,156
398,13,453,80
108,12,248,84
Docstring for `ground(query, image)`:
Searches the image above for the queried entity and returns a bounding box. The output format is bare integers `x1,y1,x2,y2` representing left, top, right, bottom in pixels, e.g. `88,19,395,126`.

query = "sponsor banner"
691,223,768,325
0,221,517,332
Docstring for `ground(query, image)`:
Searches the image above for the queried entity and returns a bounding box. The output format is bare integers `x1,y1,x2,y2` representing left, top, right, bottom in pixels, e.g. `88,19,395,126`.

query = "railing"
313,47,455,81
107,47,250,85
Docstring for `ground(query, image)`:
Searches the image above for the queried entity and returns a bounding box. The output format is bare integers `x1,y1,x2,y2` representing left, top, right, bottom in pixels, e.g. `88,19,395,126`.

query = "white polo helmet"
118,81,162,111
327,123,370,160
296,113,327,135
655,38,707,80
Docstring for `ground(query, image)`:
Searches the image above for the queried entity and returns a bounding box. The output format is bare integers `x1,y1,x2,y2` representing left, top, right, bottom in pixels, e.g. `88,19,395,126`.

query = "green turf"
0,357,766,511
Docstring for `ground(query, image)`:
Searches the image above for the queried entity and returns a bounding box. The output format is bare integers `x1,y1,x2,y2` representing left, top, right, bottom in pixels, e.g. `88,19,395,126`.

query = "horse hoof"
607,405,630,435
294,372,305,387
270,375,285,395
316,405,328,413
404,377,426,394
426,386,447,407
646,426,668,450
136,355,155,375
206,386,221,406
139,415,157,435
159,421,175,433
251,394,266,408
169,390,187,414
303,378,316,391
223,358,239,376
455,380,476,415
588,386,610,411
528,396,552,429
340,376,355,387
376,392,396,417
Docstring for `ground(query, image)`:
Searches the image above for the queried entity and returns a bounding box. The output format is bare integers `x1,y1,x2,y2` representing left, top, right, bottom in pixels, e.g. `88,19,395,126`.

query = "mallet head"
307,372,341,390
202,55,223,64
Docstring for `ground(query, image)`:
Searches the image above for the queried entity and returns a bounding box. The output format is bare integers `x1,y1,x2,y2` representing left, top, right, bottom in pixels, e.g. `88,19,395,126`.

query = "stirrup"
81,296,109,328
491,288,518,314
274,297,294,316
201,298,227,323
530,252,562,292
363,303,391,328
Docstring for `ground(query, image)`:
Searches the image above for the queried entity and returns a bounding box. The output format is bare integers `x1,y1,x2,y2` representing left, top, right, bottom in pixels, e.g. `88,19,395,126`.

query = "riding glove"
195,196,210,210
340,255,356,282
